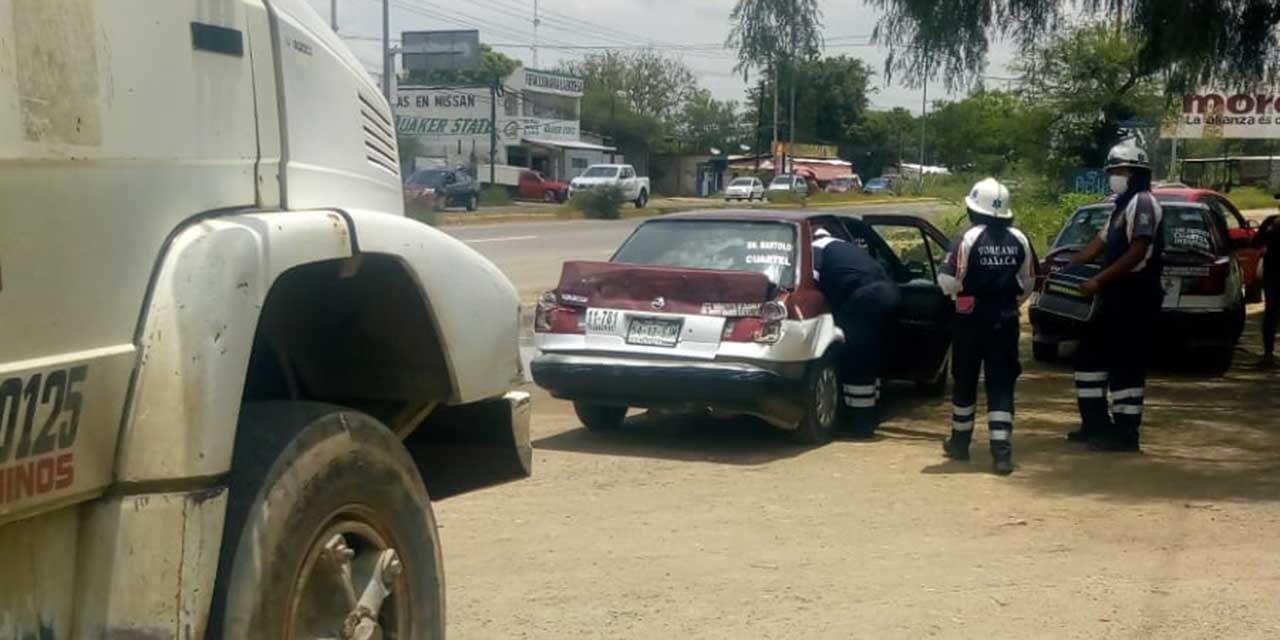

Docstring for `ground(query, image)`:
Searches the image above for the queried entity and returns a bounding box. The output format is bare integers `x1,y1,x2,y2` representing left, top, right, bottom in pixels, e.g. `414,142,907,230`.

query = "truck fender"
115,210,353,484
344,209,521,404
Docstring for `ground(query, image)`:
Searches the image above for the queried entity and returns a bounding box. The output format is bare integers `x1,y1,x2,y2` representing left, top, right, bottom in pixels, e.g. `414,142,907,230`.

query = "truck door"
0,1,266,525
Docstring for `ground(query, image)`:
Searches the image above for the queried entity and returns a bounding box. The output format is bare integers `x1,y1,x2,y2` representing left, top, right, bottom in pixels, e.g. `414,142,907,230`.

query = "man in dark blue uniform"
1067,143,1164,451
937,178,1036,475
1252,208,1280,367
813,227,901,436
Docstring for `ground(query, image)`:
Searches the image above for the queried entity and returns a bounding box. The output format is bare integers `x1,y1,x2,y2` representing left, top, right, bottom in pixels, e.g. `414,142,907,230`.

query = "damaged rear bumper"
531,352,808,424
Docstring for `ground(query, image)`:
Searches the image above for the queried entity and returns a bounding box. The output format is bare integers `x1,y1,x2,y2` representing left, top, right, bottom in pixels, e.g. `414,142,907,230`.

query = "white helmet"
1105,142,1151,172
964,177,1013,220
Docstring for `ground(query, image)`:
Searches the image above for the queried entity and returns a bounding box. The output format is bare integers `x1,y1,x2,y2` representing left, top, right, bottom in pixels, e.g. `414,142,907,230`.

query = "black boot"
1066,428,1092,443
1087,431,1140,452
942,431,971,461
991,442,1014,475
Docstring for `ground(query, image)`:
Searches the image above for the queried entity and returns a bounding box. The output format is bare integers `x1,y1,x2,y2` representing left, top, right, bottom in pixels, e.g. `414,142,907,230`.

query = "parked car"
724,176,765,201
517,169,570,202
404,168,480,211
767,174,809,199
1030,200,1246,369
863,176,896,195
568,164,651,208
825,175,864,193
1149,187,1264,302
530,210,954,445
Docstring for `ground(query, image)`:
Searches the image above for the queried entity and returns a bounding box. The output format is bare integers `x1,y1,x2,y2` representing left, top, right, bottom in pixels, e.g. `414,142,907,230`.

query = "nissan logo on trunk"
651,297,666,310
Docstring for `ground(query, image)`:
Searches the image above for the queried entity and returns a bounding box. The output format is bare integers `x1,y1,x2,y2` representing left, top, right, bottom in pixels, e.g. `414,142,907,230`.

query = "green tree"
869,0,1280,94
678,91,745,154
402,45,521,85
726,0,825,148
850,107,916,178
1014,23,1166,169
927,91,1042,174
743,56,874,150
560,50,700,122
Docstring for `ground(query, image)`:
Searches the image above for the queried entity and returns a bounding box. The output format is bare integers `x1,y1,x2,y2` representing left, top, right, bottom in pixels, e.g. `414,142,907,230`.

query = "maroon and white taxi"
531,210,956,444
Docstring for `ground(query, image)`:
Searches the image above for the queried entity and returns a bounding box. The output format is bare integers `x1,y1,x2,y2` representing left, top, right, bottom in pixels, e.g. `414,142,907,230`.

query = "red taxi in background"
1154,187,1265,301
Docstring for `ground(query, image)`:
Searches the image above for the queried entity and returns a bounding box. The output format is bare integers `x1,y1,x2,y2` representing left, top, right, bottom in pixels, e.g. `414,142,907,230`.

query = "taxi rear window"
613,220,798,285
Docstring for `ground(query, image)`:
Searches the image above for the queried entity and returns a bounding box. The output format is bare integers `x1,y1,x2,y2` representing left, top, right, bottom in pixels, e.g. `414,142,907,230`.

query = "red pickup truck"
518,169,570,202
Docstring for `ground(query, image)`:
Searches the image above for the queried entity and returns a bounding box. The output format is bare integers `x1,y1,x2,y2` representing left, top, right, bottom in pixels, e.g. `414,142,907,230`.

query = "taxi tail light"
721,301,787,343
1183,260,1229,296
534,291,585,334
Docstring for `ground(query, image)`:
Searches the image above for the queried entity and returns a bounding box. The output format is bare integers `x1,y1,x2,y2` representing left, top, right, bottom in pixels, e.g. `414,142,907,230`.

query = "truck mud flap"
403,391,532,500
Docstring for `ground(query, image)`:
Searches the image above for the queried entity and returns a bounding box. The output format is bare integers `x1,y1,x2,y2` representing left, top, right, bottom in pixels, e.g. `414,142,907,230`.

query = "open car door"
842,214,954,383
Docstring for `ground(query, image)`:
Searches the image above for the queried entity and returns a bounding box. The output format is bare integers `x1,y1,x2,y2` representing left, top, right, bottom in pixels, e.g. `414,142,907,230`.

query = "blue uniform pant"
1074,281,1161,440
949,309,1021,457
835,288,895,432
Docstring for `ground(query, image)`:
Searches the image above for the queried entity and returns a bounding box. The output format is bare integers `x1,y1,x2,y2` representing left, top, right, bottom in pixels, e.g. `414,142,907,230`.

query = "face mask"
1110,175,1130,194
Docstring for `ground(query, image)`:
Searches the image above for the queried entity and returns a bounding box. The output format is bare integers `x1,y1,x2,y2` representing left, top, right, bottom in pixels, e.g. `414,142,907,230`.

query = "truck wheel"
788,358,839,445
634,189,648,208
1033,341,1058,363
466,193,479,212
543,189,558,203
574,401,626,431
208,403,444,640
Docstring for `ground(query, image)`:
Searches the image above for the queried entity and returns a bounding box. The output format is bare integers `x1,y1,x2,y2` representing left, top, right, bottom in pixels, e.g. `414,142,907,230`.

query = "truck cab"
0,2,528,638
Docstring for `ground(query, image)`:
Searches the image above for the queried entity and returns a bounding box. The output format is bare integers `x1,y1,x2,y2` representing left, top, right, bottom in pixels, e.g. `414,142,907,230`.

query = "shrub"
479,185,512,207
570,185,627,219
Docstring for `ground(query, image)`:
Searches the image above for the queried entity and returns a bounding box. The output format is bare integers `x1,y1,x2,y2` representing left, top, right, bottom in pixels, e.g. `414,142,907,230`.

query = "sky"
311,0,1019,113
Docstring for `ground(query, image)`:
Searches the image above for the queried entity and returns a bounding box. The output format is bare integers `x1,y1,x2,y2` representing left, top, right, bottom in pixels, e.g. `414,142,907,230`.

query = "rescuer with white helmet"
1066,141,1164,451
937,177,1036,475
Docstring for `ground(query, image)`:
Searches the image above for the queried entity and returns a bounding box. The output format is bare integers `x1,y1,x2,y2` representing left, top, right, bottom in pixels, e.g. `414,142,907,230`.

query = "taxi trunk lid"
556,260,775,313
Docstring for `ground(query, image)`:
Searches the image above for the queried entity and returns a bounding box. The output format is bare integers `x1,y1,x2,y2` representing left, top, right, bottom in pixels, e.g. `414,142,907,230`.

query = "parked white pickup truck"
568,164,651,208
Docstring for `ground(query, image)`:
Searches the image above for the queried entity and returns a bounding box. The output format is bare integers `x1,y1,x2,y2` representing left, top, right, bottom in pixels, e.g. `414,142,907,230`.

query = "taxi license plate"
626,317,682,347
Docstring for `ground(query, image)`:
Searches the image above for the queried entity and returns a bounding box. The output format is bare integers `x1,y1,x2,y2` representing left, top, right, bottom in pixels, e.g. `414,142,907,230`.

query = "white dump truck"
0,1,530,638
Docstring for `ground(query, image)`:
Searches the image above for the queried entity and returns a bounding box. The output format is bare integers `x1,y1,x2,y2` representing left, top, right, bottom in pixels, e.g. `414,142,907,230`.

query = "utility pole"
490,76,498,185
532,0,541,69
381,0,391,101
772,61,780,173
331,0,338,31
755,76,765,171
919,70,928,188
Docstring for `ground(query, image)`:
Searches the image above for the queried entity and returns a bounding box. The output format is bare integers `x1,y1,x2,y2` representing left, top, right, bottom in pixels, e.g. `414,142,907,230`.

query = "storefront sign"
774,141,839,159
1165,90,1280,139
524,69,584,96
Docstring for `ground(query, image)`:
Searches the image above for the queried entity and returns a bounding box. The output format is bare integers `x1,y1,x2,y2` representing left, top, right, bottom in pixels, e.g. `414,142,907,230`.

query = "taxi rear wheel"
574,402,627,431
789,359,839,445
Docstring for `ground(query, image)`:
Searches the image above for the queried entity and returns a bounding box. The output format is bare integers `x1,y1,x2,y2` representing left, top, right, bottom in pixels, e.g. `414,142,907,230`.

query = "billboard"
1165,90,1280,139
402,30,480,73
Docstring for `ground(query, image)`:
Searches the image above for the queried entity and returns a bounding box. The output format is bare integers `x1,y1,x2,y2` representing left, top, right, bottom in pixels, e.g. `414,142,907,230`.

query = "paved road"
446,201,953,300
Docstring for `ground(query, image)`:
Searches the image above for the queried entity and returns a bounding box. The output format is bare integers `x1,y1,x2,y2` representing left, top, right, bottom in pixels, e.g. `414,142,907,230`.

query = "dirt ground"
434,306,1280,639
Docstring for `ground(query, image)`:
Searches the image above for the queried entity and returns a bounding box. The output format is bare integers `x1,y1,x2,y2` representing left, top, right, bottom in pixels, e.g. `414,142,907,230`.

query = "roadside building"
395,67,615,181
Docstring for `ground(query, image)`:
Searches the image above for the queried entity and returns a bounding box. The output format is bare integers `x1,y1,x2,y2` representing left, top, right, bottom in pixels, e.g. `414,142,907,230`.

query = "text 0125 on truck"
0,2,530,638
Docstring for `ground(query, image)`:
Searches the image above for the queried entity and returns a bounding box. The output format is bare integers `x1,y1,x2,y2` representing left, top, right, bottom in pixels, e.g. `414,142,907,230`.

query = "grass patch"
1227,186,1277,211
479,185,512,207
570,185,627,219
923,173,1105,254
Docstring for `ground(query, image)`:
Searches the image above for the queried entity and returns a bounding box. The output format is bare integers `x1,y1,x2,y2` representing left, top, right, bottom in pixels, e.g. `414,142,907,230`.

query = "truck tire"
466,192,479,212
208,403,444,640
544,189,558,203
574,401,626,431
634,189,648,209
788,358,839,445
